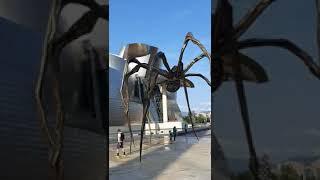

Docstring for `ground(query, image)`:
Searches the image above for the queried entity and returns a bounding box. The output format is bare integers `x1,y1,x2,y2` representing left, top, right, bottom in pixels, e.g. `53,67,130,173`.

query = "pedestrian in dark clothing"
169,131,173,143
184,124,188,134
173,126,177,141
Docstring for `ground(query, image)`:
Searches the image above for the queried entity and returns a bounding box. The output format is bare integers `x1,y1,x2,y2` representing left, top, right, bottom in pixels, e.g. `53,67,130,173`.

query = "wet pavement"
109,130,211,180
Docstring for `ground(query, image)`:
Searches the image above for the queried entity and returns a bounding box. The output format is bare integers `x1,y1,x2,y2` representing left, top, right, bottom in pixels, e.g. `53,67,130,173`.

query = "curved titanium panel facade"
109,54,143,126
109,43,184,126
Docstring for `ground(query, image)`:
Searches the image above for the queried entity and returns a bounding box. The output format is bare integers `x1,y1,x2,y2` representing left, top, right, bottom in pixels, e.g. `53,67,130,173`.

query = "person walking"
173,126,177,141
184,124,188,134
169,131,173,143
116,129,125,157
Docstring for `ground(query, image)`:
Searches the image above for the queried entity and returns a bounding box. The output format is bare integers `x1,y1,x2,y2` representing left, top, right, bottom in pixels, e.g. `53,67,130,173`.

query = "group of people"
116,124,188,157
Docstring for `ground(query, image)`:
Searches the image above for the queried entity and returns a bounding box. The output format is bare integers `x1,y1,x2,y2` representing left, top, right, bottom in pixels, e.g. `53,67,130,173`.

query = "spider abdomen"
166,80,180,92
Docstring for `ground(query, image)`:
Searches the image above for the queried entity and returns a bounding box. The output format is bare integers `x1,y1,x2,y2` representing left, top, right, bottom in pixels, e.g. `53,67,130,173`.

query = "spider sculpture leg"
238,38,320,78
139,95,151,162
143,52,172,145
236,38,320,179
316,0,320,64
35,1,67,177
158,78,199,141
139,76,151,162
139,69,161,162
35,0,58,149
184,73,211,87
212,55,224,92
135,76,153,145
236,81,260,179
62,0,107,15
128,53,162,162
139,74,159,162
139,79,153,145
176,37,211,141
158,55,211,141
149,74,160,143
212,0,223,49
234,0,275,39
146,104,153,145
232,52,261,180
127,58,170,77
121,65,152,154
51,7,106,52
183,53,207,73
51,69,65,178
35,1,107,178
120,62,161,153
178,32,211,66
182,53,216,89
182,82,199,141
120,64,136,154
157,52,173,73
212,0,233,91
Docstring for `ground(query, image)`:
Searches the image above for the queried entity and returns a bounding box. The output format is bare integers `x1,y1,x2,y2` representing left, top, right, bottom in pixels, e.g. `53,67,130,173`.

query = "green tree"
183,114,208,124
182,116,191,124
195,114,207,123
259,154,278,180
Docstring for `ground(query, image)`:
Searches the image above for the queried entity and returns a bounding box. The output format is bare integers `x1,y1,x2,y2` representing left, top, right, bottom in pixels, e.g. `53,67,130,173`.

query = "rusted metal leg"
139,100,150,162
183,84,199,141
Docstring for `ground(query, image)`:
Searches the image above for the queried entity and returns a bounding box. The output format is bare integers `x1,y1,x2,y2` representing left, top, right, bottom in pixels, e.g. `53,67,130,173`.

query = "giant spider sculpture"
34,0,107,179
213,0,320,179
120,32,211,162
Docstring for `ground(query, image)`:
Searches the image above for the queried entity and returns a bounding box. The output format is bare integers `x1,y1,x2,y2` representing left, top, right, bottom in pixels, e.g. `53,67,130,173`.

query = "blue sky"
109,0,211,112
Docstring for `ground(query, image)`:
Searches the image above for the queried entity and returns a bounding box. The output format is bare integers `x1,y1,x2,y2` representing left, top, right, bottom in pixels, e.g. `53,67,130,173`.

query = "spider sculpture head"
166,63,184,92
165,79,181,93
120,32,211,162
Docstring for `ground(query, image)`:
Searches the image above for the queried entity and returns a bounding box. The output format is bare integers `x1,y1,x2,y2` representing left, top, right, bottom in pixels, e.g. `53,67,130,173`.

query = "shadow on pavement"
109,131,210,180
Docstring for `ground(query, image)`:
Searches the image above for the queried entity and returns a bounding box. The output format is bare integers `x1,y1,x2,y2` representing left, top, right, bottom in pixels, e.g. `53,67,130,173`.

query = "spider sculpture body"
213,0,320,179
120,32,211,162
34,0,107,179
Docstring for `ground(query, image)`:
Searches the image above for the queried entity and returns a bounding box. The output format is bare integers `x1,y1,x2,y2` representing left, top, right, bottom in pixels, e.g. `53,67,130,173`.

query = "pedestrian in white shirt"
116,129,125,157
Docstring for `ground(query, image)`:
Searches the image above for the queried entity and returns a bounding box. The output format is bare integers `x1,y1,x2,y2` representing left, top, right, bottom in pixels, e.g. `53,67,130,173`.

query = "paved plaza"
109,130,211,180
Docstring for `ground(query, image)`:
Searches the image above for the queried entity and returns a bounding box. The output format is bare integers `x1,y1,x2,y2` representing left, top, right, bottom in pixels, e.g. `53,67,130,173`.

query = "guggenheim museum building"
109,43,185,132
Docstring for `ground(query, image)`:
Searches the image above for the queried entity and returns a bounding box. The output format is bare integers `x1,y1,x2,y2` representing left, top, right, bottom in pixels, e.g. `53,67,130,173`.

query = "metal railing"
109,125,209,135
108,124,211,143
